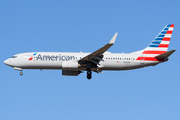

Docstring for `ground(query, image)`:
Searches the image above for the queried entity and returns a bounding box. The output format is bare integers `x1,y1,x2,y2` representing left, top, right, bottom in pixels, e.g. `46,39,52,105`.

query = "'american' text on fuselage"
36,54,75,61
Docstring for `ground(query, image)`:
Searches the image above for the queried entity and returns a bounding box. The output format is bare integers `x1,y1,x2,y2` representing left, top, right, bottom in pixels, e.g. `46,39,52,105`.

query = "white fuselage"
3,24,175,79
4,52,160,71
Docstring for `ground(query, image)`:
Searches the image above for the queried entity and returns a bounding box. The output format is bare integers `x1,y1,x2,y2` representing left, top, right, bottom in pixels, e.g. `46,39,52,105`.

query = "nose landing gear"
13,67,23,76
20,71,23,76
86,68,92,79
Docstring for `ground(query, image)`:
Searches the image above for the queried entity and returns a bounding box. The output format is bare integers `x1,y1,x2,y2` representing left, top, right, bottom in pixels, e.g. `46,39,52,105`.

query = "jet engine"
62,70,81,76
62,61,79,69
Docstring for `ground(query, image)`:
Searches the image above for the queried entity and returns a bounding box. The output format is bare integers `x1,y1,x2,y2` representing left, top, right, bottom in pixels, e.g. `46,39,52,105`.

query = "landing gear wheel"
87,74,92,79
20,71,23,76
86,68,92,79
87,70,92,74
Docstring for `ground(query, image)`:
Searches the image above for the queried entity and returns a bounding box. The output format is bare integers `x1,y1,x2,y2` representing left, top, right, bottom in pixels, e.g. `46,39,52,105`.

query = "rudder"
142,24,174,55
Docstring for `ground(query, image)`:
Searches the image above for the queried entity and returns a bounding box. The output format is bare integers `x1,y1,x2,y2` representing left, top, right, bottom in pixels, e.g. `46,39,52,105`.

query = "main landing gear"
87,68,92,79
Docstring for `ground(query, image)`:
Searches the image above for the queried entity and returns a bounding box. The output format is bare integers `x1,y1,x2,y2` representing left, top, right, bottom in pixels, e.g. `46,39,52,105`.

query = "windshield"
11,56,17,58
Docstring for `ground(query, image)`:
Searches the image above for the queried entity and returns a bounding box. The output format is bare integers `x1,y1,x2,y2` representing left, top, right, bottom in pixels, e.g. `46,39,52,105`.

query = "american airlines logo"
28,53,37,60
36,54,75,61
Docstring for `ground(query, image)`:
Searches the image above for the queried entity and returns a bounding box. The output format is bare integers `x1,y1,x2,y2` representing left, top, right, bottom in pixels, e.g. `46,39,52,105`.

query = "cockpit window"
11,56,17,58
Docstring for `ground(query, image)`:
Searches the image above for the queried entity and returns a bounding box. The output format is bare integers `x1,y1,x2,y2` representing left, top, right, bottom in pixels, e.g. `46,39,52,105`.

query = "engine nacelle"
62,61,79,69
62,70,81,76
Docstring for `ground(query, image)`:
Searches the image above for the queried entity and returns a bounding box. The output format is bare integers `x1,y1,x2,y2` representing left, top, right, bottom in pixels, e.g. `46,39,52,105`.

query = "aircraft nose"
4,59,11,66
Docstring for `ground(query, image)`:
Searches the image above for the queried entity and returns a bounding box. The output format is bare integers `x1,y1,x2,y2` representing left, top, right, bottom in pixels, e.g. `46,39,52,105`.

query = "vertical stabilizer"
142,24,174,55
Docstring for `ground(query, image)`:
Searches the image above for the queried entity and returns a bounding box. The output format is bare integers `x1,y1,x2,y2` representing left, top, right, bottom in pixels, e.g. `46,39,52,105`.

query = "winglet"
109,33,118,44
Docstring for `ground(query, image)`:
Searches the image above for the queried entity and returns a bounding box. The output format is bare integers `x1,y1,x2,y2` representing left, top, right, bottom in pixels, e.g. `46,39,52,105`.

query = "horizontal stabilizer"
155,49,176,59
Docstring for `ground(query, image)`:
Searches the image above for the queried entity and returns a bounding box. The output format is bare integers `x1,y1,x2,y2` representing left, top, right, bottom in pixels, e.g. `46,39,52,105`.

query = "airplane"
4,24,176,79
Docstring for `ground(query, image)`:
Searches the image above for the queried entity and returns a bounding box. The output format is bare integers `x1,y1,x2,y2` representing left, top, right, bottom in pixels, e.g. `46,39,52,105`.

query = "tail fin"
142,24,174,55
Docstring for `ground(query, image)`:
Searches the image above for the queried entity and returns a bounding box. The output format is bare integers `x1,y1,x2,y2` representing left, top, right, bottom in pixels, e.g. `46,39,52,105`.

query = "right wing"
78,33,118,65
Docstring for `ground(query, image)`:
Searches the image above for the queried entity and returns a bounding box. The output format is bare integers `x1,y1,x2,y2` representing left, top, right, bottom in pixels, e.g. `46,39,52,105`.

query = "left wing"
78,33,118,65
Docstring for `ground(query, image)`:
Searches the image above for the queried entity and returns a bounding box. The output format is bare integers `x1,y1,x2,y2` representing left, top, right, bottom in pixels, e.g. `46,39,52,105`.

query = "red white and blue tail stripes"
136,24,174,62
142,24,174,55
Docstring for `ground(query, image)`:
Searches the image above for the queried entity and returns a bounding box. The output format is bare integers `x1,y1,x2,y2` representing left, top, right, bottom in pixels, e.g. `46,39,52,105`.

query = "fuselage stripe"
136,57,158,61
136,57,165,62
